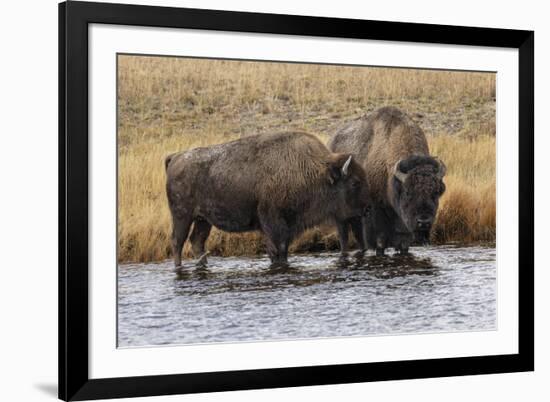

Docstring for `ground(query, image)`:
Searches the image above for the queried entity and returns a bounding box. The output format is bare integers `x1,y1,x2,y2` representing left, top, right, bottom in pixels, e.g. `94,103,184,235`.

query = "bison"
328,106,446,256
165,131,369,267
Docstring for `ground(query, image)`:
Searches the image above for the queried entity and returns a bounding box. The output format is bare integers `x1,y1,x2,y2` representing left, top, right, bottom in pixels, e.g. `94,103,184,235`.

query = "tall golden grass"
118,55,496,263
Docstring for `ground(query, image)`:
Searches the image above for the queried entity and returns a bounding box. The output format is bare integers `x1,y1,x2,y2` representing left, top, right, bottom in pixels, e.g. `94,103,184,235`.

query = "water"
118,245,496,347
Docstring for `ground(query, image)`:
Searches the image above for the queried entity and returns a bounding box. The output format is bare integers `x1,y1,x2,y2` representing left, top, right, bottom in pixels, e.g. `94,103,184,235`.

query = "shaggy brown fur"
166,131,369,266
328,107,446,255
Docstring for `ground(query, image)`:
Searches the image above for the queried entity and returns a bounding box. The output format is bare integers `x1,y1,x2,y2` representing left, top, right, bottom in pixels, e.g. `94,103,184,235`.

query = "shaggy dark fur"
166,131,369,266
328,107,446,255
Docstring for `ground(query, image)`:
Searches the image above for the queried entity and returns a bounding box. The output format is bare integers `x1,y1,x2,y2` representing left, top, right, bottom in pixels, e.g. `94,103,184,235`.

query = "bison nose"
416,215,432,229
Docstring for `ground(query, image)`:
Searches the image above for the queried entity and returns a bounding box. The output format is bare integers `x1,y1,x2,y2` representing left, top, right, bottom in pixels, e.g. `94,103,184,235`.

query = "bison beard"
165,131,369,267
329,106,446,256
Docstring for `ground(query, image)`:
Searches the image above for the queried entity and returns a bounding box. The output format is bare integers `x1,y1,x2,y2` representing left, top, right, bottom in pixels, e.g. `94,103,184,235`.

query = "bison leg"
259,217,291,265
278,237,290,264
336,220,350,254
189,217,212,265
375,234,388,256
350,217,366,252
263,232,290,265
368,207,390,256
393,231,411,255
171,215,192,268
364,212,378,251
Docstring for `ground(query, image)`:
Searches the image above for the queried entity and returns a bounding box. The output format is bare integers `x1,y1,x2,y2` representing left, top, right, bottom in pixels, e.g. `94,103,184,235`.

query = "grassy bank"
118,55,496,263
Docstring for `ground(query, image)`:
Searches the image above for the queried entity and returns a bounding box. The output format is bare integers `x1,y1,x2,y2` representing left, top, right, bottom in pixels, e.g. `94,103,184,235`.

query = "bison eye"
438,183,446,196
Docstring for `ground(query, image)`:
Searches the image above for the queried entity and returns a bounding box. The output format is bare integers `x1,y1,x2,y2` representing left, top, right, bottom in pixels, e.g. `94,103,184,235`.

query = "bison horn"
342,155,352,176
435,158,447,178
393,160,408,183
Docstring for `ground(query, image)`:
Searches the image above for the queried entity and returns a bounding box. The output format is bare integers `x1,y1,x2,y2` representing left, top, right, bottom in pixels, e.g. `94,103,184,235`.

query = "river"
118,245,496,347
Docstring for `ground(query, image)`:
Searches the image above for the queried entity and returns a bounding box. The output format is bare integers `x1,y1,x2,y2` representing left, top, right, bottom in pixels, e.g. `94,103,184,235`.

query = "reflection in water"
118,246,496,347
338,253,438,279
176,253,438,294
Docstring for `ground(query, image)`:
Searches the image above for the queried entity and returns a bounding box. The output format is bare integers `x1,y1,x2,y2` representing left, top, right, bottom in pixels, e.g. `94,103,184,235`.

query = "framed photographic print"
59,1,534,400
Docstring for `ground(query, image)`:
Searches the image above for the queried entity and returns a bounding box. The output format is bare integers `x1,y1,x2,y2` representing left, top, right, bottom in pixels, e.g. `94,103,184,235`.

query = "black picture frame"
59,1,534,400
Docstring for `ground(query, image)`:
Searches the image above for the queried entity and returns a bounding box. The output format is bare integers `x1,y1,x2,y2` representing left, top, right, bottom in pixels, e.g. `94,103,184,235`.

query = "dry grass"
118,55,496,263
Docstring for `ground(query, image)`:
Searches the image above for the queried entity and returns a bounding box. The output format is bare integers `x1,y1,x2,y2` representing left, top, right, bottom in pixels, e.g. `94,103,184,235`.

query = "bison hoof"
353,249,366,258
196,251,210,267
268,261,290,270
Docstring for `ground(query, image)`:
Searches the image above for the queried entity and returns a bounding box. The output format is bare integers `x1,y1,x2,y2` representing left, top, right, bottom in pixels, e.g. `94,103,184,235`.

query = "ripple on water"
117,246,496,347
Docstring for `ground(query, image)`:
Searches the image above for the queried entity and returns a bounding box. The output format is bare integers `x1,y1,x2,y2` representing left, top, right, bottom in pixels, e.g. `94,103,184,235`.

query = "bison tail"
164,153,175,171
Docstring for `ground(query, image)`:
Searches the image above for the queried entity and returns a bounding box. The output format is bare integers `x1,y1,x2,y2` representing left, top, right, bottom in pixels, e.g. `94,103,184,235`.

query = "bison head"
329,154,370,220
391,155,446,244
